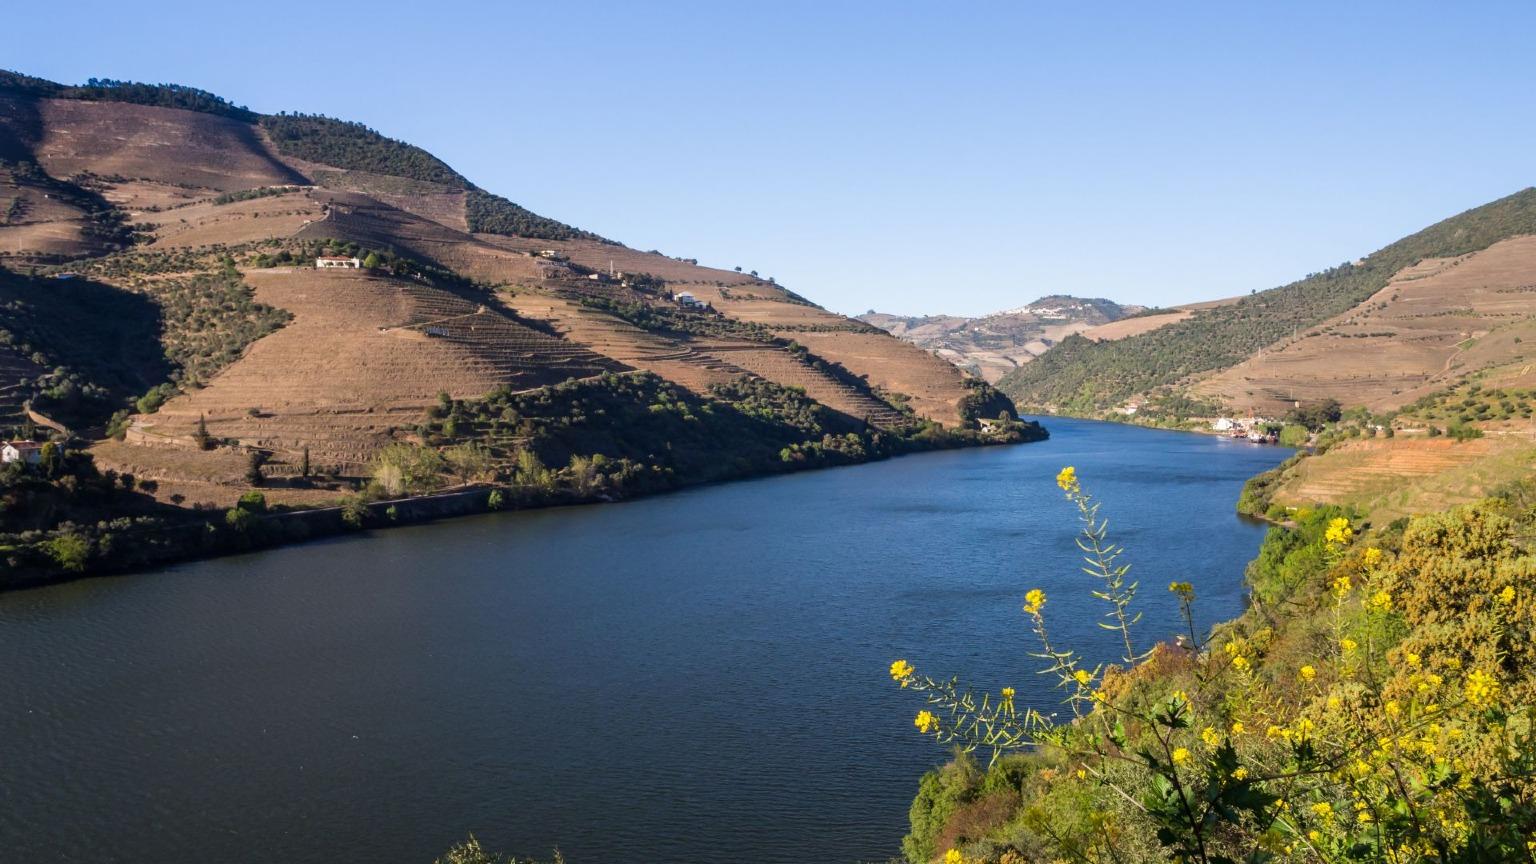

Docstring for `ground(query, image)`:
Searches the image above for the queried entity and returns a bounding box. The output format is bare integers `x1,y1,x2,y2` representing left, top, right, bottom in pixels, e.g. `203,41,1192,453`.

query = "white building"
315,256,362,269
1212,417,1236,432
2,441,44,465
675,291,705,309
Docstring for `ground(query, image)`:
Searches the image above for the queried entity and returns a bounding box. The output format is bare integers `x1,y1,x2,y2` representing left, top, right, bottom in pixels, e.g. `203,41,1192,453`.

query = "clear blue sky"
11,2,1534,316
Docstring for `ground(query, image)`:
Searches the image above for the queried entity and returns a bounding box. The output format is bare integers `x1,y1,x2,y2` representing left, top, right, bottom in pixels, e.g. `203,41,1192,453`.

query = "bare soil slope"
1195,236,1536,414
125,268,617,476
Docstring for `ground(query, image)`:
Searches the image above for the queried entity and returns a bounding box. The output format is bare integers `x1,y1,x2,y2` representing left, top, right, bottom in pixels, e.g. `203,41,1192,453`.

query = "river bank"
0,419,1045,590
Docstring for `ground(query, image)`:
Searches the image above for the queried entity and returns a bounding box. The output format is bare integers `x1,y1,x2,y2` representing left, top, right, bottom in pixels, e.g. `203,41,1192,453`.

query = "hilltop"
997,188,1536,418
858,295,1144,382
0,71,1034,581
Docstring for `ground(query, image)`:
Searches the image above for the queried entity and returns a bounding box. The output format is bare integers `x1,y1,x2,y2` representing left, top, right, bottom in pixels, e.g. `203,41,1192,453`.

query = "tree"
444,442,492,482
224,506,255,533
38,441,61,478
45,530,91,572
194,414,213,450
370,443,446,496
300,446,310,478
362,251,381,269
245,452,267,486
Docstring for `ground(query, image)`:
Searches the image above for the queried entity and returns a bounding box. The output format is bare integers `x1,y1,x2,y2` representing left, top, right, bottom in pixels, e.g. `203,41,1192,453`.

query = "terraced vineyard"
129,268,617,476
0,73,1011,515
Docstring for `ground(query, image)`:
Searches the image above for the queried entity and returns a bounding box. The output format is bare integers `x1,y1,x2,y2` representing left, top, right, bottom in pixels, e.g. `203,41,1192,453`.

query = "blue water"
0,418,1287,863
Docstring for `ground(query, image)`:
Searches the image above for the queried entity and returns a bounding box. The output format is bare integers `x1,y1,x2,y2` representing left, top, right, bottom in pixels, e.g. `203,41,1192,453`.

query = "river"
0,418,1288,863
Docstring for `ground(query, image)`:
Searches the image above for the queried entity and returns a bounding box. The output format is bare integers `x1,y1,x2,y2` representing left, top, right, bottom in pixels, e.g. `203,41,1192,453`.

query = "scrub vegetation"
890,468,1536,863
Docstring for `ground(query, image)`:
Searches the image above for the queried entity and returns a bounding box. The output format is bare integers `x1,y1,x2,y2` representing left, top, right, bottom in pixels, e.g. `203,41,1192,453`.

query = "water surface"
0,418,1288,863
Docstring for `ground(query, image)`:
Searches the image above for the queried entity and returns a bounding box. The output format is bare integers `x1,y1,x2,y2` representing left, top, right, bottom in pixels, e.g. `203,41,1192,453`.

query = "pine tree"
301,446,311,477
194,414,212,451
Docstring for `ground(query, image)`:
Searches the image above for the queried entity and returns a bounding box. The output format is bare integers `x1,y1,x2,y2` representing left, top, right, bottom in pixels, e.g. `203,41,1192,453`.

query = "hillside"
858,295,1142,382
998,188,1536,415
0,71,1034,577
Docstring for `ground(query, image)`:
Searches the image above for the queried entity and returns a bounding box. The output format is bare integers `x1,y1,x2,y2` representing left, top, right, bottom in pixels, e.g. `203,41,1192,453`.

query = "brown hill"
1193,235,1536,414
0,76,1005,505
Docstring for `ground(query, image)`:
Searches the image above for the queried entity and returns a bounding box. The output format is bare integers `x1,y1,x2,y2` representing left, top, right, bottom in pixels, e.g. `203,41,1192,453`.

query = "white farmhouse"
315,256,362,269
675,291,705,309
2,440,44,465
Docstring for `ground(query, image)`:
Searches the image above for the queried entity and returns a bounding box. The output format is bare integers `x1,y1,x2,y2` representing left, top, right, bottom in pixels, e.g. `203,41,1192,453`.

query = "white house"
1212,417,1236,432
315,256,362,269
2,440,44,466
675,291,705,309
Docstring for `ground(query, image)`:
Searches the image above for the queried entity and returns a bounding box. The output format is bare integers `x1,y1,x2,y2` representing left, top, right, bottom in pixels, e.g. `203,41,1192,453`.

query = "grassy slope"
999,188,1536,414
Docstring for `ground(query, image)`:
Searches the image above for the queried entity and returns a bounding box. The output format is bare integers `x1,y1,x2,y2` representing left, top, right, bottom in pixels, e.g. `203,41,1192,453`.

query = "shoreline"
3,428,1041,593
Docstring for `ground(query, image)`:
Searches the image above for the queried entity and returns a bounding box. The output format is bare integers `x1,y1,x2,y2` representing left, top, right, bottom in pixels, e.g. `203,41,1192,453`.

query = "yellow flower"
1073,669,1092,686
1000,686,1015,701
1169,581,1195,601
1368,590,1393,613
889,659,914,682
1385,700,1401,718
1325,517,1354,546
1331,575,1353,598
1230,721,1245,735
1231,655,1251,672
1300,664,1317,682
1232,766,1249,780
1311,801,1334,821
1341,638,1358,653
1406,652,1421,668
1171,747,1191,766
944,850,964,864
1361,546,1383,567
1327,695,1342,710
914,710,939,734
1500,585,1517,604
1308,830,1322,843
1024,589,1046,614
1056,466,1078,492
1201,726,1221,747
1465,669,1500,708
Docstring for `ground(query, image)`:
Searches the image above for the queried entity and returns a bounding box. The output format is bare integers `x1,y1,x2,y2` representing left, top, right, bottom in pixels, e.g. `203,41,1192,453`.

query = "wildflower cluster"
890,471,1536,864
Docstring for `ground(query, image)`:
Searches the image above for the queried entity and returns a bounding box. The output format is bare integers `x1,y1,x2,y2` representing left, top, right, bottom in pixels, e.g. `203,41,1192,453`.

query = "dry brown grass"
1269,431,1536,522
1195,236,1536,414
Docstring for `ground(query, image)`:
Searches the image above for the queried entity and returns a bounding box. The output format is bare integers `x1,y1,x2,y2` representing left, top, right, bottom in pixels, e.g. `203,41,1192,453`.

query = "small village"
1209,415,1280,443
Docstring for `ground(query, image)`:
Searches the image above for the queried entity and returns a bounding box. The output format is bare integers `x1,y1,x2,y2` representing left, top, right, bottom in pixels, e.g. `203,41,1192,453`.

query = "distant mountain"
858,295,1144,382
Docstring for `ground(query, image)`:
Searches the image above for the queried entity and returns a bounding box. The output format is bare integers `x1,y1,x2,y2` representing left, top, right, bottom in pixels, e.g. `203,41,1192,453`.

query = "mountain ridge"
857,294,1145,382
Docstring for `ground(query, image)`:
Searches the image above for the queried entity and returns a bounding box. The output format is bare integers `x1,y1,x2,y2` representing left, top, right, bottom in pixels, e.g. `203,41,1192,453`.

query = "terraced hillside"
1000,188,1536,415
1195,236,1536,414
129,268,618,477
0,71,1005,508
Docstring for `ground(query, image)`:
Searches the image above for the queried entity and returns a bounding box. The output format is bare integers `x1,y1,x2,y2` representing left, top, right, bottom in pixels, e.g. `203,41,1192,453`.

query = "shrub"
890,468,1536,863
45,530,91,572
